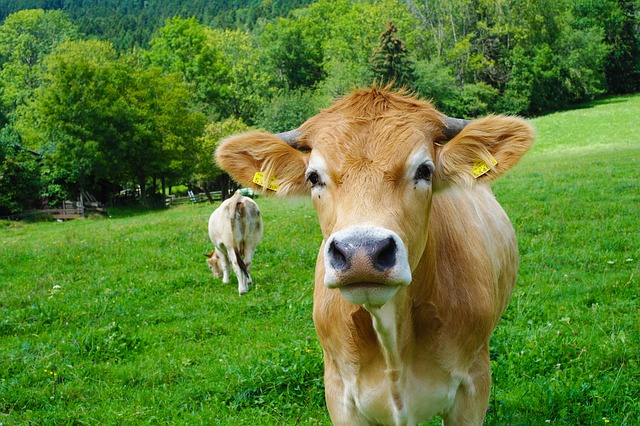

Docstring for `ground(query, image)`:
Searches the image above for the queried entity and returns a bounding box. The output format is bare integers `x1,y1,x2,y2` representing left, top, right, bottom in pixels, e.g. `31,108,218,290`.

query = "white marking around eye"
406,148,434,188
306,150,330,192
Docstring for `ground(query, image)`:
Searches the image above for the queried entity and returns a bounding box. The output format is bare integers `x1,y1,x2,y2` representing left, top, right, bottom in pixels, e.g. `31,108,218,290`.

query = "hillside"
1,94,638,424
0,0,315,49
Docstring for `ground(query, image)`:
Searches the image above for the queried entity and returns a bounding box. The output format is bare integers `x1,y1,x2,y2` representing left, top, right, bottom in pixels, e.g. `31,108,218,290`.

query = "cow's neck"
360,241,437,418
365,301,401,371
364,297,409,418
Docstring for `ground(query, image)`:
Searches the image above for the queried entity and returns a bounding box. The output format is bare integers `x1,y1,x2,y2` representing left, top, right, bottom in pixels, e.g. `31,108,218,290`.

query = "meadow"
1,95,639,425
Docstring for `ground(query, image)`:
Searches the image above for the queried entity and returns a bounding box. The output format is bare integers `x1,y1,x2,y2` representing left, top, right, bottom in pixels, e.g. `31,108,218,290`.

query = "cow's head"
205,251,223,278
216,87,534,308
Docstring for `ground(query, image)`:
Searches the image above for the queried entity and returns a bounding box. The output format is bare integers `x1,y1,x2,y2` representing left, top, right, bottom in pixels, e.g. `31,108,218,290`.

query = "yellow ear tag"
252,171,280,191
471,155,498,178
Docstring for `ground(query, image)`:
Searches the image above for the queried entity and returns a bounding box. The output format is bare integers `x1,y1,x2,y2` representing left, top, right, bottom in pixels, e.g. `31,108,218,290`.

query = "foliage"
255,88,329,133
0,94,639,423
0,0,638,213
0,130,41,216
0,9,78,119
146,17,231,119
0,0,316,50
195,116,250,192
207,28,274,125
16,39,205,201
311,0,417,96
259,15,326,91
369,20,416,89
573,0,640,94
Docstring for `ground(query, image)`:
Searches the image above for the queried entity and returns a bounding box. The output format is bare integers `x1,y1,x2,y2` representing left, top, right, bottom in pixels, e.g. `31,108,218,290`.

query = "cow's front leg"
323,357,371,426
216,248,231,284
442,346,491,426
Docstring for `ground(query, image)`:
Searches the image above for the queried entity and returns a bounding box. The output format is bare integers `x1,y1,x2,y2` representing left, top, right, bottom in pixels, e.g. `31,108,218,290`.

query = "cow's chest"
319,300,464,425
339,352,461,424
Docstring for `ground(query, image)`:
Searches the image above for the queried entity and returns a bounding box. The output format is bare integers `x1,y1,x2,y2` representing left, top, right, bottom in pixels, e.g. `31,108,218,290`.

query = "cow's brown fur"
216,87,534,425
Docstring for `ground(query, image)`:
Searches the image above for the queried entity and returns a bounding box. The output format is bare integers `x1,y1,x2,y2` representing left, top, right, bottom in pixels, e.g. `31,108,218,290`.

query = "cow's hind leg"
243,247,257,284
227,248,250,295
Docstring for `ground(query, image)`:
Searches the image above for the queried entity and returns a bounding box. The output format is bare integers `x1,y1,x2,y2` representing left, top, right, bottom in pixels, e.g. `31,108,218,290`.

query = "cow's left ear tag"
253,171,280,191
471,155,498,178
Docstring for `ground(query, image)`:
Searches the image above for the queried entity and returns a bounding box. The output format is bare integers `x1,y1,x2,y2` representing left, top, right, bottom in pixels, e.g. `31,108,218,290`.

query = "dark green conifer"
370,20,416,89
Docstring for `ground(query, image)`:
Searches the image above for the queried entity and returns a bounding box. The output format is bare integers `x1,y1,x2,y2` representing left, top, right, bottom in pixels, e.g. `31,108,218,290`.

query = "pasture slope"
1,95,638,425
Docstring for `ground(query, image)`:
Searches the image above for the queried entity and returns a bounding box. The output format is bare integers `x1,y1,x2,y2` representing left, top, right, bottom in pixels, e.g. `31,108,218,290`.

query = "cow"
206,191,263,295
215,86,534,425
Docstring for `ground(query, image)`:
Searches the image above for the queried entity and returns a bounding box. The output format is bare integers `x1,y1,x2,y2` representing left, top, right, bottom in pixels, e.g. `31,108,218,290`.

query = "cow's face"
205,251,223,278
216,88,534,307
300,112,443,306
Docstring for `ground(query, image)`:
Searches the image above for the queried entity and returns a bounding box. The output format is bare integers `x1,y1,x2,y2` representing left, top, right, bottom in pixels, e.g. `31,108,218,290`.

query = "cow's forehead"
300,88,442,174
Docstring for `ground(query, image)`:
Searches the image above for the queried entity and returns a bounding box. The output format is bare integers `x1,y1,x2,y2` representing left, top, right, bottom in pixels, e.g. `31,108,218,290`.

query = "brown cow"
216,87,534,425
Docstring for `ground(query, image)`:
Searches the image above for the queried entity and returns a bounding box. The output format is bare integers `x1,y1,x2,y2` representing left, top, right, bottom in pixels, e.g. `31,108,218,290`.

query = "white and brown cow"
206,191,263,295
216,86,534,424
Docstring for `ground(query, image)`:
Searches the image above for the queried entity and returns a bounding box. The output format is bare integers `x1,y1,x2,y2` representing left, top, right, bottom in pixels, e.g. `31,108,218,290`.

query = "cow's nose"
327,236,397,272
323,226,412,306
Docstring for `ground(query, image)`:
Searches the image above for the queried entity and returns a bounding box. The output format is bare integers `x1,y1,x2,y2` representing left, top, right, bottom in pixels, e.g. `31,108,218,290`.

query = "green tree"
0,9,78,122
119,54,206,202
0,129,42,216
207,28,273,125
256,88,327,133
17,39,205,203
259,16,326,90
27,40,128,196
147,16,230,118
370,21,416,89
196,116,250,201
574,0,640,94
311,0,416,95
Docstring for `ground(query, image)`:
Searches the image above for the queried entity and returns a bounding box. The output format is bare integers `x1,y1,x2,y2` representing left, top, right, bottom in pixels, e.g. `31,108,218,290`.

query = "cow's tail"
231,197,250,280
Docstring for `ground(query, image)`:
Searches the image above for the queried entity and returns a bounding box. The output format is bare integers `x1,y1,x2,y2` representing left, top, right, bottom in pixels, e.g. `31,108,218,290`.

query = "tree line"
0,0,638,216
0,0,315,50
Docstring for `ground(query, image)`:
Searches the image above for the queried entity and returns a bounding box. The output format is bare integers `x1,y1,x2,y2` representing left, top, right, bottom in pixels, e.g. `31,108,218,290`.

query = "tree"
370,21,416,89
308,0,416,95
0,128,42,216
0,9,78,122
17,39,205,204
0,9,78,211
573,0,640,94
259,16,326,90
207,28,274,125
118,55,206,202
196,117,250,201
147,16,231,118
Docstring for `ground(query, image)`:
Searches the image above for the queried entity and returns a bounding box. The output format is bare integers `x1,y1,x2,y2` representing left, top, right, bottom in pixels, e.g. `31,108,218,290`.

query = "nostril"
372,237,397,271
328,240,350,271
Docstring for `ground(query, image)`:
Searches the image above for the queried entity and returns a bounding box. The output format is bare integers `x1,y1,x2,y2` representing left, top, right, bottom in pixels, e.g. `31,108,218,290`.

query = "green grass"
1,94,639,425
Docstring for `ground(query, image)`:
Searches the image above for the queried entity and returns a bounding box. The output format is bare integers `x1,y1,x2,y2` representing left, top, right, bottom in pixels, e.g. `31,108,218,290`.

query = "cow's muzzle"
324,226,412,307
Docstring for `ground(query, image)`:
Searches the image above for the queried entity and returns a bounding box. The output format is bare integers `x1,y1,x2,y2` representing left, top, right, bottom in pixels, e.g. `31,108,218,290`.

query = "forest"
1,0,639,216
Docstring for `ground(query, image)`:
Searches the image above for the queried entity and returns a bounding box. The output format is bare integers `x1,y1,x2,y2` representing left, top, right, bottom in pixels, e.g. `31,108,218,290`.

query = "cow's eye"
306,171,321,187
415,163,433,182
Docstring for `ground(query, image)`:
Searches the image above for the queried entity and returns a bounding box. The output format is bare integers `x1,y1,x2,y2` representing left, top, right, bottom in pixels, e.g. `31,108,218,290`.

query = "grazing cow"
215,87,534,424
206,191,263,295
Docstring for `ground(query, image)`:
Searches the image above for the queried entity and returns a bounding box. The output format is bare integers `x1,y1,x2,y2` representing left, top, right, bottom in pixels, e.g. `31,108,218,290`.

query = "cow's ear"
216,132,309,196
434,115,534,188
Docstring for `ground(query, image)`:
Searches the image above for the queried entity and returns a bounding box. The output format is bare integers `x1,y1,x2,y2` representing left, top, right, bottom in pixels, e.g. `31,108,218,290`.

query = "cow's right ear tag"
471,155,498,178
252,171,280,191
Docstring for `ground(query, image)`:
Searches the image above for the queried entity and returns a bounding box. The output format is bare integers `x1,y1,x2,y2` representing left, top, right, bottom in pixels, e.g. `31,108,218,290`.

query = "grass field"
1,94,639,425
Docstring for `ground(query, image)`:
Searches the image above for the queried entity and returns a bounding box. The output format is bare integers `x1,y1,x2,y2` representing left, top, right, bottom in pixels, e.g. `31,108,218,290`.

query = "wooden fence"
165,191,221,206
